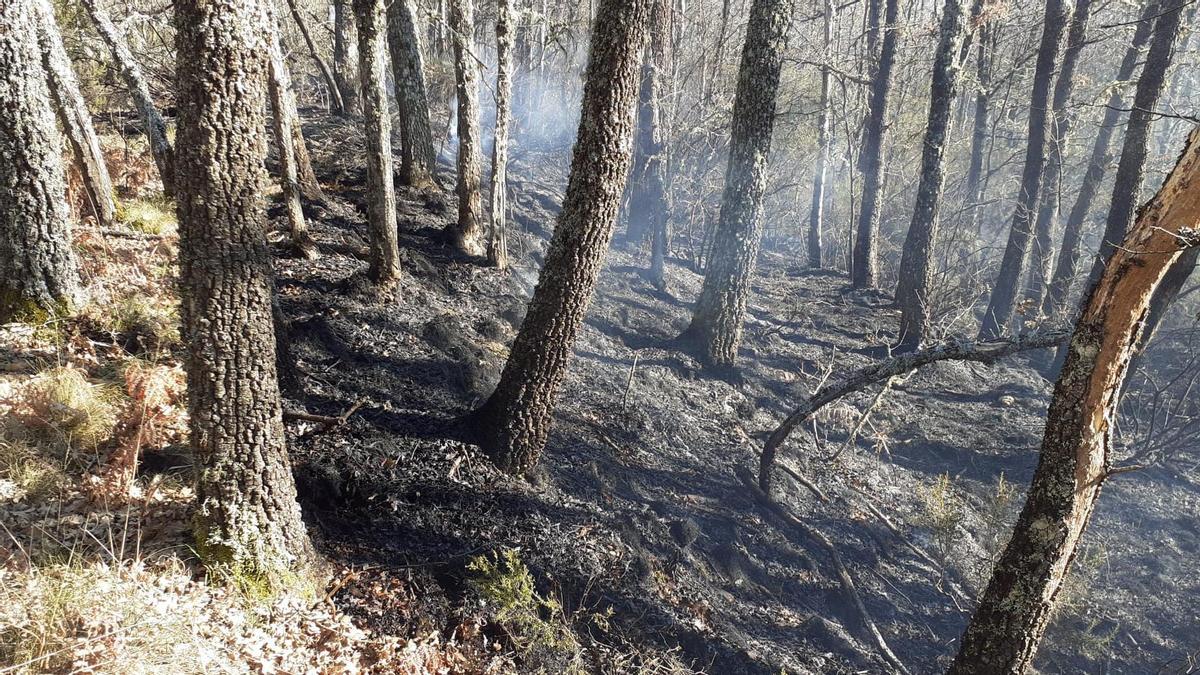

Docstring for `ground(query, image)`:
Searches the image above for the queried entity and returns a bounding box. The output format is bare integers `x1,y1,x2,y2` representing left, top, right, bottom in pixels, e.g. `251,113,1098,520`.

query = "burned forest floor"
3,113,1199,673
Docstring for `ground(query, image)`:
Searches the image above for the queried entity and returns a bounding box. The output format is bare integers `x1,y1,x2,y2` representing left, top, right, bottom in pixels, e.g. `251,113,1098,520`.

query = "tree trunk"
33,0,116,230
1025,0,1094,311
1041,0,1159,319
174,0,314,583
290,112,324,202
977,0,1074,339
1082,0,1187,291
849,0,899,289
488,0,515,269
267,7,318,259
387,0,437,186
333,0,361,116
950,126,1200,675
625,0,671,291
807,0,834,268
471,0,651,475
80,0,174,198
0,0,81,322
353,0,402,285
284,0,345,115
963,17,994,245
678,0,793,366
448,0,486,256
893,0,969,350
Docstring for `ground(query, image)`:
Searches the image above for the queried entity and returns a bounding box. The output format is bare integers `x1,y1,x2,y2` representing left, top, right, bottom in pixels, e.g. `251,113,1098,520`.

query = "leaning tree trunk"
678,0,793,366
1024,0,1094,311
353,0,401,285
333,0,361,116
849,0,899,289
174,0,314,584
1082,0,1187,291
488,0,515,269
0,0,81,322
807,0,834,268
471,0,651,475
893,0,969,351
387,0,437,186
977,0,1074,339
950,125,1200,675
80,0,174,198
33,0,115,230
448,0,486,256
284,0,345,115
963,17,994,245
267,7,318,259
1041,0,1159,319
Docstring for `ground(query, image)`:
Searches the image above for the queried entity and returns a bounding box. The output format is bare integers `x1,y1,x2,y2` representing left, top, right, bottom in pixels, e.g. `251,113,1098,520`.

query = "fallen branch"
283,399,365,436
735,466,910,675
759,330,1068,494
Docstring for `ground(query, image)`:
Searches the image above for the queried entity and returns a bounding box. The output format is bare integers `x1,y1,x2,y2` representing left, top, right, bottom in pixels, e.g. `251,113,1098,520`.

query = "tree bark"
267,6,318,259
963,16,994,245
353,0,402,286
849,0,899,289
284,0,345,116
1025,0,1094,310
894,0,970,350
0,0,81,322
1082,0,1187,291
387,0,437,186
333,0,361,116
807,0,834,268
80,0,175,198
33,0,116,230
977,0,1075,338
448,0,486,256
488,0,515,269
678,0,793,366
471,0,650,475
1041,0,1159,319
950,126,1200,675
174,0,314,583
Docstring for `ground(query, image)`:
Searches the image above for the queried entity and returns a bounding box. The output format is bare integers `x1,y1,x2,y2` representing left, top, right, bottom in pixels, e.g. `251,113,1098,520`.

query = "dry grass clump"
18,366,122,457
0,437,68,502
116,196,176,236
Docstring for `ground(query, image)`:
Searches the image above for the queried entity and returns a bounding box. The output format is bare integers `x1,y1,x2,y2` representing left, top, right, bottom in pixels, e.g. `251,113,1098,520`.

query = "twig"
735,467,911,675
621,351,641,409
284,399,365,436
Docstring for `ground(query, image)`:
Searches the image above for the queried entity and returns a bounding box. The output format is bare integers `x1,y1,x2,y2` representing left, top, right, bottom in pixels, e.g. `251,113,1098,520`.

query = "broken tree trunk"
758,330,1068,494
949,126,1200,674
33,0,115,230
79,0,174,198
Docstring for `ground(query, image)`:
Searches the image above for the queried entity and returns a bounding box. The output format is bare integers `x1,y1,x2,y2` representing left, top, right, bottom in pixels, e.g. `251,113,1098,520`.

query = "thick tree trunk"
1025,0,1094,310
894,0,970,350
950,126,1200,675
80,0,174,198
33,0,115,230
353,0,402,285
333,0,361,116
267,8,318,260
0,0,81,322
1041,0,1159,319
1083,0,1187,290
807,0,834,268
174,0,314,583
284,0,345,115
977,0,1074,338
488,0,515,269
849,0,899,289
678,0,793,366
448,0,486,256
387,0,437,186
472,0,650,475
